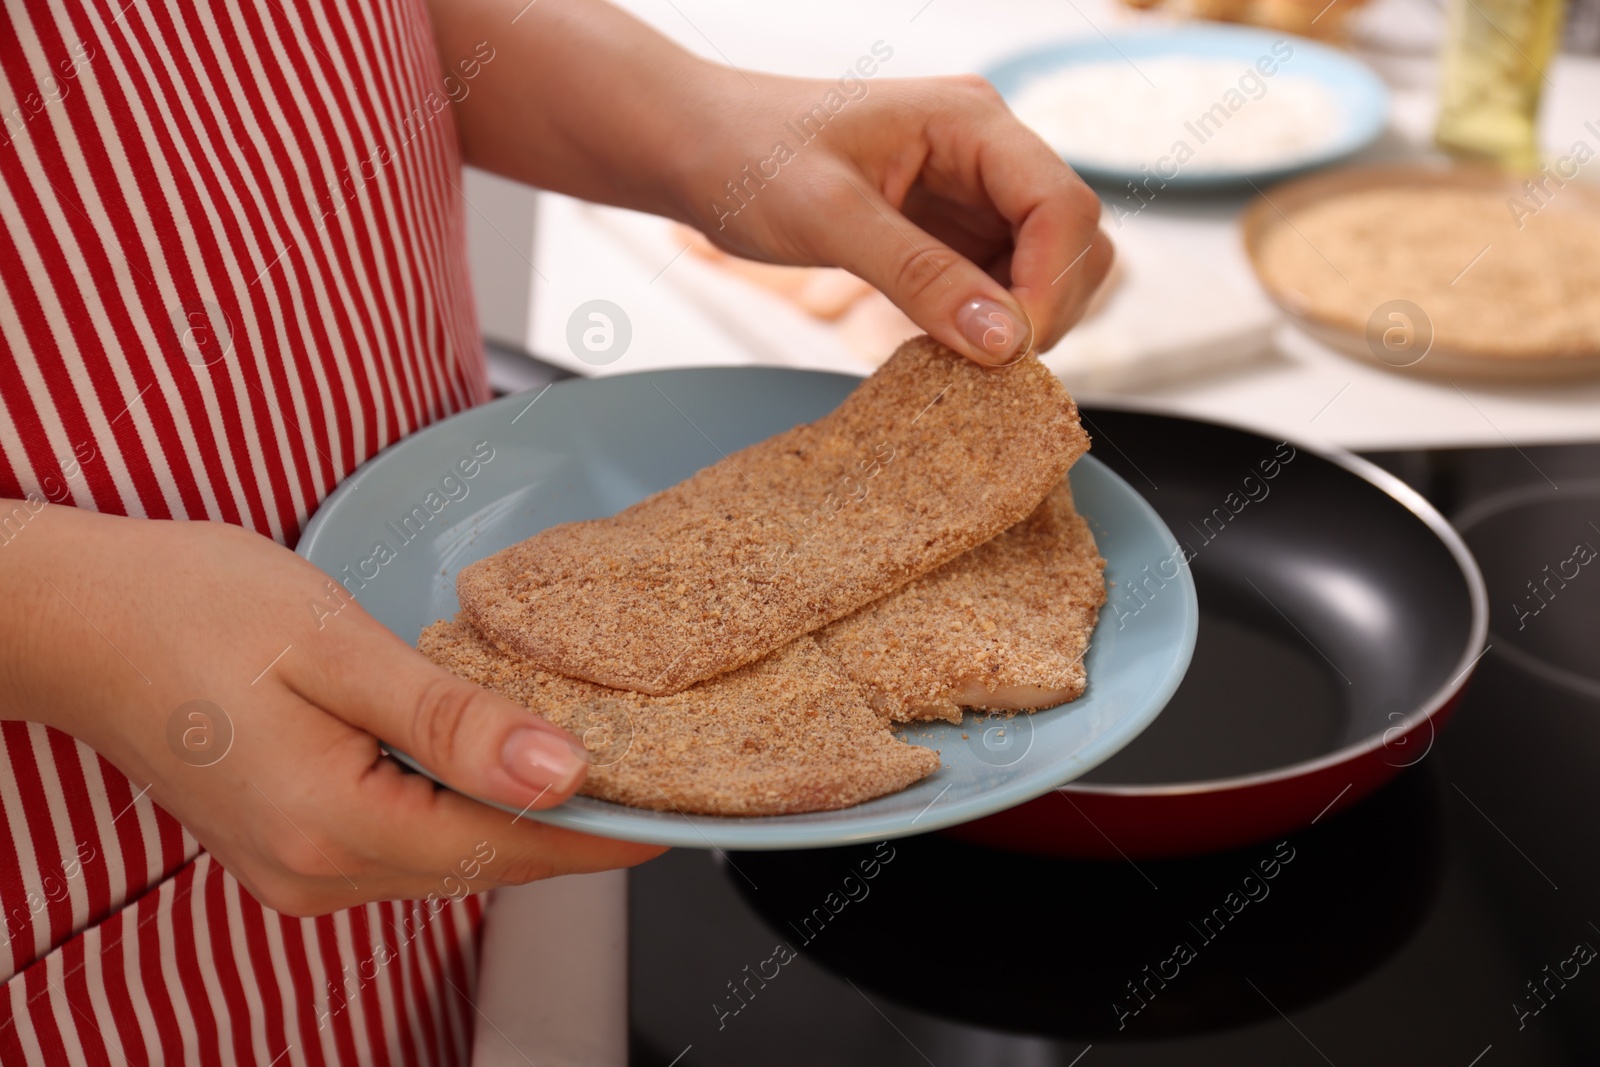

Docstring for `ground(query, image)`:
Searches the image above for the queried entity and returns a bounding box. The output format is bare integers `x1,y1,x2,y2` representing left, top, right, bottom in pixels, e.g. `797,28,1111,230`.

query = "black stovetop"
627,437,1600,1067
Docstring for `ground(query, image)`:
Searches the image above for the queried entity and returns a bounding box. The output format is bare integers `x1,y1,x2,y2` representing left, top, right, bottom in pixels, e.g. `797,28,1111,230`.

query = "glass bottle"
1435,0,1567,169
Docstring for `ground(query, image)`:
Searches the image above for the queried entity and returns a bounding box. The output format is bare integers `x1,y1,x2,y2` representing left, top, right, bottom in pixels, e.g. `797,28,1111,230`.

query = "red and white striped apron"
1,1,494,1062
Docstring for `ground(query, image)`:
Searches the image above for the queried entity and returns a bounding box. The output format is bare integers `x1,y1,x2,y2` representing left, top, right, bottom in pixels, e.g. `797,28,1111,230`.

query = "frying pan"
944,405,1487,859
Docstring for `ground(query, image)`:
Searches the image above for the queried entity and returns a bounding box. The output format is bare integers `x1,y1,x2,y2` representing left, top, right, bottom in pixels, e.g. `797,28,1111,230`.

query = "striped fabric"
2,0,493,1062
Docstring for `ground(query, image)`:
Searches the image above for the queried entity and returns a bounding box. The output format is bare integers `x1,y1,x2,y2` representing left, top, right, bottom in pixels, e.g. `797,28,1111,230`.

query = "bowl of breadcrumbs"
1244,163,1600,381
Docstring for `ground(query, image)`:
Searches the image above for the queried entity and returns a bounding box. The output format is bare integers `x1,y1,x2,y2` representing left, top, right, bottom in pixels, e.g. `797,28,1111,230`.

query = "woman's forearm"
426,0,734,221
0,500,130,738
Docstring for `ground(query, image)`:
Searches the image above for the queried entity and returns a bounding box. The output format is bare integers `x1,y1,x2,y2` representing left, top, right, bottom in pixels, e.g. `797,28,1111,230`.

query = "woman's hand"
0,503,663,917
679,70,1114,368
431,0,1111,368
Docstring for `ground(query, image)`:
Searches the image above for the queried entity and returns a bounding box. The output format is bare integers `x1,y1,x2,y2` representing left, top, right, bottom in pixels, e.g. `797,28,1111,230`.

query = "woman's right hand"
0,501,664,917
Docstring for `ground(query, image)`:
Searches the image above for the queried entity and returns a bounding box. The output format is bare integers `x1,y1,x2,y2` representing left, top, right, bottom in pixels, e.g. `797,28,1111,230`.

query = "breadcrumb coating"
814,478,1106,724
418,620,941,816
457,336,1088,695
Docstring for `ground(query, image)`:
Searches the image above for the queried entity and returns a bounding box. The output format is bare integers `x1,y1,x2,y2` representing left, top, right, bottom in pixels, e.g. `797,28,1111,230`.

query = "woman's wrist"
648,60,778,228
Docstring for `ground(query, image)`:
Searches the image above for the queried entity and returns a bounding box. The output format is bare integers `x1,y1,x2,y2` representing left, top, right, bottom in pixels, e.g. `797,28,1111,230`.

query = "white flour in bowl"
1009,55,1344,174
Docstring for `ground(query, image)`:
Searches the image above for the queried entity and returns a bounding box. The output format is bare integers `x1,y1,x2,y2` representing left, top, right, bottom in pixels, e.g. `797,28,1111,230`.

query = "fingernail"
956,298,1031,365
502,728,587,794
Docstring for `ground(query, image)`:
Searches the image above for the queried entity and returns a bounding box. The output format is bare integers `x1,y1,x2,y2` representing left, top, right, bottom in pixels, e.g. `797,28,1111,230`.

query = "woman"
0,0,1110,1062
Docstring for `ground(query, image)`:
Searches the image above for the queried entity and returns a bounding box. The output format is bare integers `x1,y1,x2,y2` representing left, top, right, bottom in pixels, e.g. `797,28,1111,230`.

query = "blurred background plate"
984,25,1390,188
297,367,1197,850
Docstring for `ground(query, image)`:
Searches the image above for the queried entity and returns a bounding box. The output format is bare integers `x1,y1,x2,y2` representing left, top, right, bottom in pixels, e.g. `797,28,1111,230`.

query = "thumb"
294,615,590,812
826,178,1032,367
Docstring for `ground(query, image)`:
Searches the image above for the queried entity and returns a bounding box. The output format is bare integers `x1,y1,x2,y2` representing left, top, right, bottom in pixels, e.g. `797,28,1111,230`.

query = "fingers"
817,174,1037,368
940,86,1114,351
1007,202,1114,353
287,605,591,813
353,757,666,888
235,748,664,916
844,77,1112,360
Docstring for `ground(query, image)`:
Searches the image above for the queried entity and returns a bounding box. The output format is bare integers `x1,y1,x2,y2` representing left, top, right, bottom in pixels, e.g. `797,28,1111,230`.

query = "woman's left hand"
674,68,1114,368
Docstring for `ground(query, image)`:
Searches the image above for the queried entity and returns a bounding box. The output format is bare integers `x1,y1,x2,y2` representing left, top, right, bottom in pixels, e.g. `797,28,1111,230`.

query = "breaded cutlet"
418,620,941,817
457,336,1088,696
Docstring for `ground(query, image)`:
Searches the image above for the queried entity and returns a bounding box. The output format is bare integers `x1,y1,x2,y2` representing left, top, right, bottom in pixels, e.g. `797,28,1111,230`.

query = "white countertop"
520,0,1600,451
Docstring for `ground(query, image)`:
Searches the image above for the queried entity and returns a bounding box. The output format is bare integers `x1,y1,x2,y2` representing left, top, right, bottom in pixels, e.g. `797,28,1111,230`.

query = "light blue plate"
984,25,1390,188
297,368,1197,849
